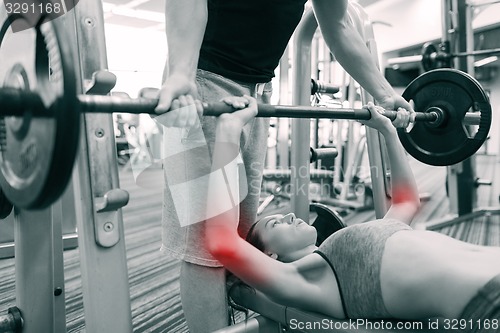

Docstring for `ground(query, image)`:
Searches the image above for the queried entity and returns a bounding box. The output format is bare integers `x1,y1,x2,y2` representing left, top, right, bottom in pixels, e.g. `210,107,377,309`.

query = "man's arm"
155,0,207,117
165,0,207,79
312,0,402,107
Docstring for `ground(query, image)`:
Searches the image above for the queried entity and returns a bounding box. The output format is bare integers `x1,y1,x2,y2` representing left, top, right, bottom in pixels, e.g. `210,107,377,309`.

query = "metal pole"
442,0,452,43
442,0,459,215
15,207,66,333
291,9,318,220
278,47,290,168
348,2,391,217
456,0,477,215
465,1,476,75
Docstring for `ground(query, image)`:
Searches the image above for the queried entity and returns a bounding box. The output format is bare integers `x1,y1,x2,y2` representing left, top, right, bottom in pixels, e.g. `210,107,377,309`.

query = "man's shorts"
160,69,272,267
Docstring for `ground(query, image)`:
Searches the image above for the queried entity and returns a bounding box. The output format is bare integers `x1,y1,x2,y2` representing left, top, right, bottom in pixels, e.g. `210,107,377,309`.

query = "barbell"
422,42,500,72
388,41,500,72
0,14,492,211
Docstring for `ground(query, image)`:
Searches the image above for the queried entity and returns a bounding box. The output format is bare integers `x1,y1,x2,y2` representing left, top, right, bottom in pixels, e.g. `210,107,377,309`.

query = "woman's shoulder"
318,219,412,248
332,218,411,233
360,218,413,230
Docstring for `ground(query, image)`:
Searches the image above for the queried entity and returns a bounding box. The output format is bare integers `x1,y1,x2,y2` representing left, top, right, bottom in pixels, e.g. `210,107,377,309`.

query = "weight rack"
0,1,134,332
289,2,391,221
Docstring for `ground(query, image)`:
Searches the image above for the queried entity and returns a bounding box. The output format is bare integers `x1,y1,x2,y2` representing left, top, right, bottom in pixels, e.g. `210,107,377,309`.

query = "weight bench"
214,282,452,333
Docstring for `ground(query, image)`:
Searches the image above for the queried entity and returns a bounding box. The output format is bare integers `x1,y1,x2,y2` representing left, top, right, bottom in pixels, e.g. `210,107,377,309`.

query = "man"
155,1,413,332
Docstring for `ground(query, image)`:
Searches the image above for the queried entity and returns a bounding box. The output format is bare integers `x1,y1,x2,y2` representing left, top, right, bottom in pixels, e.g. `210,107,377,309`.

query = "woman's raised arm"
203,96,308,305
361,103,420,224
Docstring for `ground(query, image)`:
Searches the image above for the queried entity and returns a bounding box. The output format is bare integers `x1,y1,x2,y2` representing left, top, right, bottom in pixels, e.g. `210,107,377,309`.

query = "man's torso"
199,0,308,83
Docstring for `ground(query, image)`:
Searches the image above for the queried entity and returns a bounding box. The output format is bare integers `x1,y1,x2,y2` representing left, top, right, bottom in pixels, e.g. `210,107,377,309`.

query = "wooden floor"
0,154,499,332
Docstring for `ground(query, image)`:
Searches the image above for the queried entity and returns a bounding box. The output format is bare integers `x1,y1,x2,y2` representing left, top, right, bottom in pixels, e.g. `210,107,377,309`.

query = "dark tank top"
198,0,308,83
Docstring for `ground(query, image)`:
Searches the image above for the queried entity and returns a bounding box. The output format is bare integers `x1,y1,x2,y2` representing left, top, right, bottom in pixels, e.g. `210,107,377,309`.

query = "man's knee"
180,261,226,291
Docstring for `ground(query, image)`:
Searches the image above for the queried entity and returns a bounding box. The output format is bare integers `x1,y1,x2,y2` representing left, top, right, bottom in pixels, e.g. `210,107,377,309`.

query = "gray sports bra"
315,219,412,318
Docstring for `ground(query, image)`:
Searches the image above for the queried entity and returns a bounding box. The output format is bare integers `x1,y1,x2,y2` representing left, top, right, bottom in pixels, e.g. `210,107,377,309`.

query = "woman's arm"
204,97,309,304
362,104,420,224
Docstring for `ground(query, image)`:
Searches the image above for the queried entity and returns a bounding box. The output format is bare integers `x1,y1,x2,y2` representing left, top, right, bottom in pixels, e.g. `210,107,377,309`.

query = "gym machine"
420,0,500,231
387,0,500,220
0,2,133,332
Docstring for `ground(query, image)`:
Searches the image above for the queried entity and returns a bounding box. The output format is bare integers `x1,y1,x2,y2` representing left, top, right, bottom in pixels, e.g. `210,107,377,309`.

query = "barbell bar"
423,46,500,63
311,78,340,95
388,41,500,72
0,86,482,126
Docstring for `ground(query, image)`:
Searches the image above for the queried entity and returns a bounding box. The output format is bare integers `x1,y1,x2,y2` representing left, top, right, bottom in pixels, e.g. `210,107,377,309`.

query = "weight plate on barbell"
399,69,491,166
421,42,438,72
0,187,13,219
0,12,80,209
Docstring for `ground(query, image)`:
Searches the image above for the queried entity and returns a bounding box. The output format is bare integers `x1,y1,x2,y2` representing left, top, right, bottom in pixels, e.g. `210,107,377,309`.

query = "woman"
199,95,500,331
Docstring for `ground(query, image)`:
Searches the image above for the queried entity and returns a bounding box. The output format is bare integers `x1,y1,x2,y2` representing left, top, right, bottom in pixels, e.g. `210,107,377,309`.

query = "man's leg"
161,71,270,331
180,261,228,332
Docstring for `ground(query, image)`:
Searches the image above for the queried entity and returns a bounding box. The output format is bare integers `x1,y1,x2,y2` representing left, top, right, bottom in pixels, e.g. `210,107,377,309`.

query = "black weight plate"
310,202,346,246
0,187,13,219
399,69,491,166
0,12,80,209
421,42,438,72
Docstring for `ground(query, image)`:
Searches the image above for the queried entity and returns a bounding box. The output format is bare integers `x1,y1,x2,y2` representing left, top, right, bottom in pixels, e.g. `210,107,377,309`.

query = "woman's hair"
229,219,267,325
245,219,266,252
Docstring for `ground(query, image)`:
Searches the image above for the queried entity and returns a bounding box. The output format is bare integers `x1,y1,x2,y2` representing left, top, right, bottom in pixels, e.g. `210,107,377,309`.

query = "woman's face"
254,213,317,257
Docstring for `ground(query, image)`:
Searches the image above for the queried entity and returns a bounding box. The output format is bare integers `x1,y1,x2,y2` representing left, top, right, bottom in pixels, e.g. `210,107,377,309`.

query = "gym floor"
0,154,498,332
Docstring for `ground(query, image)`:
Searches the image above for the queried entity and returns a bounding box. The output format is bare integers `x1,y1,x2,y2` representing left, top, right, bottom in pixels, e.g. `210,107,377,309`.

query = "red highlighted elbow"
206,226,240,259
392,184,420,209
